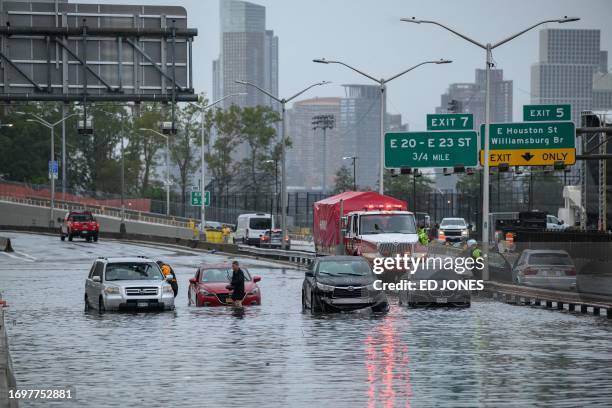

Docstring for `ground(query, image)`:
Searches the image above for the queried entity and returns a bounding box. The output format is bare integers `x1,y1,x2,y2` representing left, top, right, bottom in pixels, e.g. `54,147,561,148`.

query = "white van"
235,213,274,246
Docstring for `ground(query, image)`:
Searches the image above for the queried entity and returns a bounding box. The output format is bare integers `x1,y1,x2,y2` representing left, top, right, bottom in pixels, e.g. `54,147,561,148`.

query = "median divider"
237,244,316,265
1,307,18,408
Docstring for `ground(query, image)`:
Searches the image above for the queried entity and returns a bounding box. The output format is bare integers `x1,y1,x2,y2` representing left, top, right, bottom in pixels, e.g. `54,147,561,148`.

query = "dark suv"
302,256,389,314
60,211,100,242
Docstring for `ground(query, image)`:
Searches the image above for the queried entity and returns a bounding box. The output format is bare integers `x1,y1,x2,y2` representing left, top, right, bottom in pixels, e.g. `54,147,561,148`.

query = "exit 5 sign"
523,104,571,121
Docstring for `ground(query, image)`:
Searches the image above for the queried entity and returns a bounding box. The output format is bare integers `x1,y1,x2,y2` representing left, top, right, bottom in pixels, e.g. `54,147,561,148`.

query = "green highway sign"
190,191,202,206
384,131,478,168
523,104,571,121
426,113,473,130
480,122,575,150
191,190,211,207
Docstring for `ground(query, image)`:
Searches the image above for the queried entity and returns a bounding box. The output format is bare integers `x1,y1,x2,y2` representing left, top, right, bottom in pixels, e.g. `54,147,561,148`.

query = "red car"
60,211,100,242
188,264,262,307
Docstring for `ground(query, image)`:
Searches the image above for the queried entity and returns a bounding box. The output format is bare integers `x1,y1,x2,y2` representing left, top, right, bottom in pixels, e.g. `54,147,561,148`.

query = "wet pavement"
1,232,612,407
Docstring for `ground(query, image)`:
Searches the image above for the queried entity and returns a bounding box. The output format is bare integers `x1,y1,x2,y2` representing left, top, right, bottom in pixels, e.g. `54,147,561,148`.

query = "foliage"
383,171,434,206
332,166,355,194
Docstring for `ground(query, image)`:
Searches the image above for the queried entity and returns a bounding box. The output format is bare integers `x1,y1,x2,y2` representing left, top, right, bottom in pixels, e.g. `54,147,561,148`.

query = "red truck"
314,191,425,278
60,211,100,242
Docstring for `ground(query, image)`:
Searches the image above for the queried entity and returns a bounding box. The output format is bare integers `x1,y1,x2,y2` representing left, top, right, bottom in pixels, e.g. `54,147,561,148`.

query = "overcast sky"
84,0,612,130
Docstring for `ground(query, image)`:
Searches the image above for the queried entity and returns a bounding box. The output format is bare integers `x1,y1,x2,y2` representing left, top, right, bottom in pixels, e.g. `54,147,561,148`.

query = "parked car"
60,211,100,242
398,262,471,307
437,217,469,243
512,249,576,291
235,213,274,246
187,263,262,306
84,257,175,312
302,256,389,314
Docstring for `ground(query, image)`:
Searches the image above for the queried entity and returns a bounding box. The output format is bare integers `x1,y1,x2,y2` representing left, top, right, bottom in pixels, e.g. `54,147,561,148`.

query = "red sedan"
188,264,262,307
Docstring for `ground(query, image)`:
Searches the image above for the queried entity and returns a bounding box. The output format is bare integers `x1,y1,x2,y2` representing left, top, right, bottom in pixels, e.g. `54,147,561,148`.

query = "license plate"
436,298,448,304
137,302,148,308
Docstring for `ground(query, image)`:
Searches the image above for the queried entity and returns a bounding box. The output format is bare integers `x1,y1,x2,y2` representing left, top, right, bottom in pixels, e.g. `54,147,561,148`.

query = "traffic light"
447,99,462,113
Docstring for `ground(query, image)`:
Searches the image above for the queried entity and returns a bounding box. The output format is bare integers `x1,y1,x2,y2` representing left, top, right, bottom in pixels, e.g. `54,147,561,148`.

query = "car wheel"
301,291,307,311
68,233,73,242
60,234,65,241
86,236,91,242
93,234,99,242
311,291,323,314
98,296,106,313
84,295,90,311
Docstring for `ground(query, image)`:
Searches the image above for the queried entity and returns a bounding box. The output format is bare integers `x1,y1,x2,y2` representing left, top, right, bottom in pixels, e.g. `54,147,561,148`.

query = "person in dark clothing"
229,260,246,307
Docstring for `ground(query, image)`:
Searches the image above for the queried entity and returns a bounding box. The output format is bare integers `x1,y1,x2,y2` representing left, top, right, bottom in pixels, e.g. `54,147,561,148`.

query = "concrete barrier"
0,200,193,240
0,237,12,253
0,307,18,408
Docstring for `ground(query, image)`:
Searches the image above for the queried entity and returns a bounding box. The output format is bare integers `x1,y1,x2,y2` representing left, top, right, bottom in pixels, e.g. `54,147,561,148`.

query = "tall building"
436,69,513,126
286,85,394,191
286,98,341,191
531,28,610,124
212,0,278,110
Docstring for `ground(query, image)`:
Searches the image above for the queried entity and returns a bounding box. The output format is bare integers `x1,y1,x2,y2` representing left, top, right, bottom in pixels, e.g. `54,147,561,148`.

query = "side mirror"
559,220,564,225
166,274,175,281
340,216,348,229
189,277,197,284
253,276,261,283
305,271,314,277
92,276,101,282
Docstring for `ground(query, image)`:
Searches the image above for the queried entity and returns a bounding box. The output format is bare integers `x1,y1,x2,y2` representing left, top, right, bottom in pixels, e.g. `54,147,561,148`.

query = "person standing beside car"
228,260,245,307
157,260,178,298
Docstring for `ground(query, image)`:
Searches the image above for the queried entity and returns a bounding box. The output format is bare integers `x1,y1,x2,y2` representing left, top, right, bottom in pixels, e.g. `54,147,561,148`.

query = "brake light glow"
565,268,576,276
523,267,538,276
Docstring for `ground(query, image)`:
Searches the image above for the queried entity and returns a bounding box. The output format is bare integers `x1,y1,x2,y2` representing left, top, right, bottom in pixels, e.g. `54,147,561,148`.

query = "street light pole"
235,80,329,250
187,92,246,236
313,58,452,194
401,16,580,279
17,112,79,227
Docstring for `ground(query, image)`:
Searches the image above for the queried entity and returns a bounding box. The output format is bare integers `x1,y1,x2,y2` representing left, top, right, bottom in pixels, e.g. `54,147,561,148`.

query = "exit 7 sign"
426,113,473,130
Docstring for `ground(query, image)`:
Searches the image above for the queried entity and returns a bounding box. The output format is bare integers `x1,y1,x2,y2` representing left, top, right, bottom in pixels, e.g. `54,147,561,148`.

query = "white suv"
84,257,175,312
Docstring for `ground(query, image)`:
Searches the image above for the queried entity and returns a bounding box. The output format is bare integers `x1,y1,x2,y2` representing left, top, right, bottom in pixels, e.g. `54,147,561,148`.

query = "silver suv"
84,257,175,312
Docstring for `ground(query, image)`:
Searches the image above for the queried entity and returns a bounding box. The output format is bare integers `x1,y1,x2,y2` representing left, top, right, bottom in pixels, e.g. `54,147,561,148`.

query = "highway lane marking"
13,251,37,261
0,251,34,262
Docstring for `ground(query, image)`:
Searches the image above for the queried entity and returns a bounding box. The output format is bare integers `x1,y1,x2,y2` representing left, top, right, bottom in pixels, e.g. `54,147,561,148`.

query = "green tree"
171,101,200,212
131,104,166,195
332,166,354,194
456,172,481,196
206,105,243,198
384,171,434,210
237,105,281,193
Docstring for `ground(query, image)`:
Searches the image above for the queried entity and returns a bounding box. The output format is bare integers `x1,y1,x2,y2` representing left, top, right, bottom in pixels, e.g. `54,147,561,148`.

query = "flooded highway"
2,232,612,407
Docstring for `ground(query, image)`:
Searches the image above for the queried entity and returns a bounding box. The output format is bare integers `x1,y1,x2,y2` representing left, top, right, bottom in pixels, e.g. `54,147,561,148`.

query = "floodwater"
2,232,612,407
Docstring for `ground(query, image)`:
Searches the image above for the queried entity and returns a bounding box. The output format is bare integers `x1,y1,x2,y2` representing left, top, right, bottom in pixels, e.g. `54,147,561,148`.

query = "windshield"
528,253,573,266
105,262,163,281
441,219,466,227
360,214,416,234
317,260,373,277
71,214,93,222
249,217,271,230
200,268,251,282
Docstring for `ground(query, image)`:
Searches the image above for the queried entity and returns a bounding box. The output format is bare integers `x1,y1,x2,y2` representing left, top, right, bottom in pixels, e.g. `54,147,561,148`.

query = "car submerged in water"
84,257,176,312
302,256,389,314
398,262,471,307
187,263,262,307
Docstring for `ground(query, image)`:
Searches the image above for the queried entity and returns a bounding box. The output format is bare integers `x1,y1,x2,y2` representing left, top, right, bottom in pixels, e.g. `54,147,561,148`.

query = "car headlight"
162,285,174,294
198,287,213,296
462,229,469,236
316,282,335,292
104,286,120,294
249,287,259,295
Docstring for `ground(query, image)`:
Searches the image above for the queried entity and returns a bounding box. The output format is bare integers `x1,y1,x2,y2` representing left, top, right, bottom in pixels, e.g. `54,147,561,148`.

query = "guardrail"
0,195,191,228
237,244,316,266
1,306,18,408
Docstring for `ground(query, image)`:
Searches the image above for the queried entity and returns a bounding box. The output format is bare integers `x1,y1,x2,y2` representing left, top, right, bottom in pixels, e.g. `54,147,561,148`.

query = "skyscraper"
436,69,513,126
531,28,610,124
212,0,278,110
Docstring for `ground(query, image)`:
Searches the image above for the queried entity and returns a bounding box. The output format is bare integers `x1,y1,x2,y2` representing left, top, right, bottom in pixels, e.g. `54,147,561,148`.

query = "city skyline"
78,0,612,130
